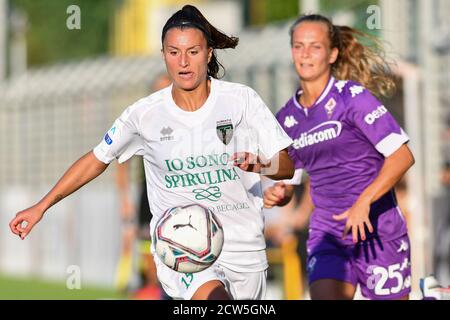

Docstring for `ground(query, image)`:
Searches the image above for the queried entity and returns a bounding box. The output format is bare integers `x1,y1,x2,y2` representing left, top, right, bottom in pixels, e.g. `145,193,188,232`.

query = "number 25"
373,264,403,295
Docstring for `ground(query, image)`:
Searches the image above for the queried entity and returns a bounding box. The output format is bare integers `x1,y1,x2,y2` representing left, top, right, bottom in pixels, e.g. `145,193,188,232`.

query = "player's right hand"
9,205,45,240
263,182,286,208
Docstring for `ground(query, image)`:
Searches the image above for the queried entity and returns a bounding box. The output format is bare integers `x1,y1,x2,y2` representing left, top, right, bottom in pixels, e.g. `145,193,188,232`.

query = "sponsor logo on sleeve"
335,80,348,93
349,85,365,97
364,105,388,125
104,133,113,145
104,126,117,145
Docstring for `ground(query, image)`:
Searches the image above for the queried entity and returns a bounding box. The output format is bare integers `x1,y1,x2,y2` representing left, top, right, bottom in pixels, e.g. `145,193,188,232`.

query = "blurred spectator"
433,160,450,283
114,72,171,299
263,176,313,298
434,113,450,283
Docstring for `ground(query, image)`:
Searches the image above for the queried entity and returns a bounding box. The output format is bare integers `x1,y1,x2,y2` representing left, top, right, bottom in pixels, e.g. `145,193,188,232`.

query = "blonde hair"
290,14,396,98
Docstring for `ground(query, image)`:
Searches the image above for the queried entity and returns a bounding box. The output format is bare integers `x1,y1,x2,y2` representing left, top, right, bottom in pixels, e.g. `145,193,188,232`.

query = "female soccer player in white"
264,14,415,300
9,5,294,300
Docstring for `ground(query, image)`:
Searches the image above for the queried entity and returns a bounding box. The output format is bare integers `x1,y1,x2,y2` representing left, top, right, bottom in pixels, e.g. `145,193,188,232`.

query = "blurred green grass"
0,274,122,300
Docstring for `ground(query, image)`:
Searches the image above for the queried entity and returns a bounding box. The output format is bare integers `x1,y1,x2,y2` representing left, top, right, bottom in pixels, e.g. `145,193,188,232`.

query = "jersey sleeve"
346,84,409,157
275,110,305,170
282,168,303,185
287,141,305,169
93,101,145,164
244,88,293,161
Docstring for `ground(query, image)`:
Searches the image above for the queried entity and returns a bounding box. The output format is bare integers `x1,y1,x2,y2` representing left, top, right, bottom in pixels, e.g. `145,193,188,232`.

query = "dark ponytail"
161,5,239,79
290,14,396,98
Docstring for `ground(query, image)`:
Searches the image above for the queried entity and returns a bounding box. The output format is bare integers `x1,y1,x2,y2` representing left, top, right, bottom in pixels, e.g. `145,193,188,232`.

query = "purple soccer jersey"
276,77,410,244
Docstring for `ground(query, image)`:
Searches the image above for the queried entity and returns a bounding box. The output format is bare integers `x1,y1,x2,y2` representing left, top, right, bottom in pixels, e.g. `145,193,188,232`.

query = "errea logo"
160,127,174,141
364,105,388,125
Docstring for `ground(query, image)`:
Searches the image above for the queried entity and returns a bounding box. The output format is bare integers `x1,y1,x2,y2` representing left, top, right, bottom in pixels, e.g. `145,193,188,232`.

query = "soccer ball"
154,204,224,273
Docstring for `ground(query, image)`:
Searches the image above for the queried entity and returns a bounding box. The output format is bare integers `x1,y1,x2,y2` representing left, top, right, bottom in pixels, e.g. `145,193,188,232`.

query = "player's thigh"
310,279,356,300
354,234,412,300
306,231,357,299
154,254,227,300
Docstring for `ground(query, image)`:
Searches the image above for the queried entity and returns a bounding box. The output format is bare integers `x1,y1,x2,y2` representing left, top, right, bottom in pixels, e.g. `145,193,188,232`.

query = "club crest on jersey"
216,119,233,145
324,98,336,119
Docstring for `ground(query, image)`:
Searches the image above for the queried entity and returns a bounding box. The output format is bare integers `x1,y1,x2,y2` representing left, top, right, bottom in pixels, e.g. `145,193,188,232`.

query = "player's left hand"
332,199,374,243
231,152,268,174
263,181,286,208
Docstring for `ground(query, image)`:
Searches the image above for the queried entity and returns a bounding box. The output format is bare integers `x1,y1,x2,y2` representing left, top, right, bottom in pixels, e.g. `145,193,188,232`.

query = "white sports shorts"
154,254,267,300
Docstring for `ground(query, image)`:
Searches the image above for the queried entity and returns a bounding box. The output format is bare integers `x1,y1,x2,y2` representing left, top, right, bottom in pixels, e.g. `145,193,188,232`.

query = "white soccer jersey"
93,78,292,272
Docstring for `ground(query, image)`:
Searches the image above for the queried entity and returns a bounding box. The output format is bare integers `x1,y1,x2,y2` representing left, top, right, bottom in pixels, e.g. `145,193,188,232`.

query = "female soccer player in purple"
264,14,415,300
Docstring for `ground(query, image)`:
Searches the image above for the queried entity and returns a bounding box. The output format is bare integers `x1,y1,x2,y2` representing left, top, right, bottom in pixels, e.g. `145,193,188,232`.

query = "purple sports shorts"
306,230,412,300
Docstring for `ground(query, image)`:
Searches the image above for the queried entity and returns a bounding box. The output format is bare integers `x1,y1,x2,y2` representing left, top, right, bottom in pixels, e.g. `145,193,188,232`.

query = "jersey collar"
165,77,217,121
292,76,335,115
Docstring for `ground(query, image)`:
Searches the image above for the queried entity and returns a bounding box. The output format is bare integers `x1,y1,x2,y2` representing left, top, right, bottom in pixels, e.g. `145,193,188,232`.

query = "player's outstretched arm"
9,151,109,240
